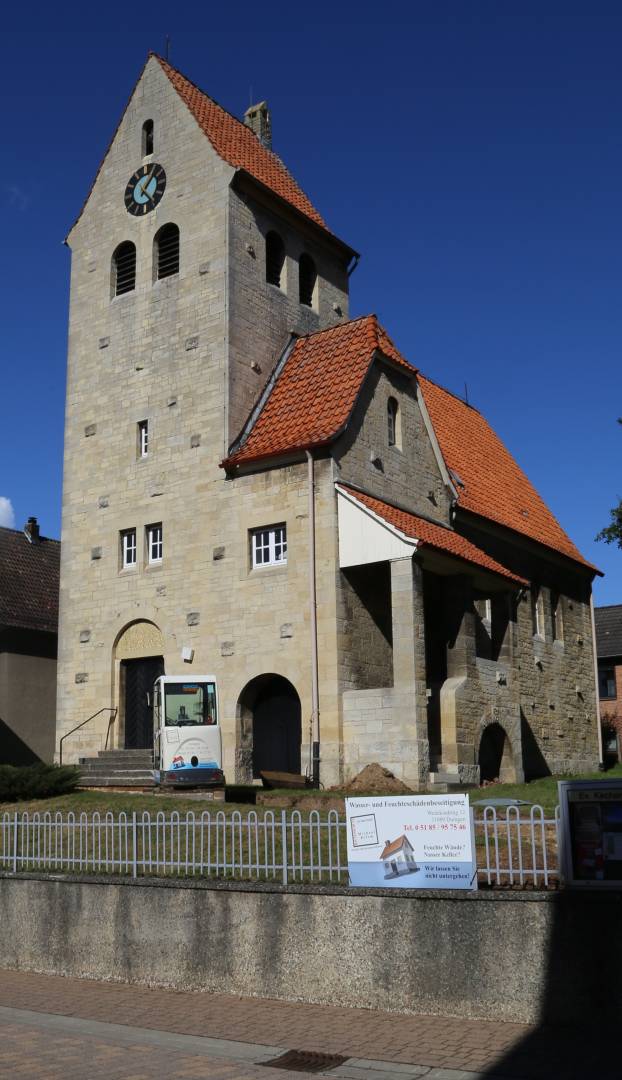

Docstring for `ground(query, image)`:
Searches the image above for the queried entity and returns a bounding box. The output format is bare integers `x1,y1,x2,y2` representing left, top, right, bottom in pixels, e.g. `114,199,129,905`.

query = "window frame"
599,665,617,701
121,528,137,570
138,420,149,459
111,241,136,298
154,223,180,282
531,586,545,639
146,522,163,565
142,119,154,157
298,252,317,308
250,523,287,570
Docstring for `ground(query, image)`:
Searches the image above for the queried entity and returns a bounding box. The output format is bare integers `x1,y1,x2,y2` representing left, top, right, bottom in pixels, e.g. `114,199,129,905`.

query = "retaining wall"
1,874,620,1025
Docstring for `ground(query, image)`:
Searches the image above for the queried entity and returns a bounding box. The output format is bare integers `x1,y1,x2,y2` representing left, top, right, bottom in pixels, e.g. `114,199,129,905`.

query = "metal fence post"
281,810,288,886
13,812,18,874
132,811,137,879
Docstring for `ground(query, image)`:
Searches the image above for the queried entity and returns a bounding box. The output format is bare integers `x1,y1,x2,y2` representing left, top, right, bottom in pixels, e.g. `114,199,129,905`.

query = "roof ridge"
0,524,59,543
595,604,622,611
417,371,482,415
296,313,378,343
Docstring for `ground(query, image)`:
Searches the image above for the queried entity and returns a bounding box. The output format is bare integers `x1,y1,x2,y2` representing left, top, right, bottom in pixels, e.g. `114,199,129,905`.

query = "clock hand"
139,166,157,197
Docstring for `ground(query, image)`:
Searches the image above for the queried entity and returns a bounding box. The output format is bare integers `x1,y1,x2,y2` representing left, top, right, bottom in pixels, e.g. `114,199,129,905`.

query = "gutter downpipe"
306,450,320,786
590,593,604,768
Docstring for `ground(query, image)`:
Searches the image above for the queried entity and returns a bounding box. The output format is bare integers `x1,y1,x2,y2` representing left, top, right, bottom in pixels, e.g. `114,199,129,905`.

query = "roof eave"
456,506,602,578
231,168,359,262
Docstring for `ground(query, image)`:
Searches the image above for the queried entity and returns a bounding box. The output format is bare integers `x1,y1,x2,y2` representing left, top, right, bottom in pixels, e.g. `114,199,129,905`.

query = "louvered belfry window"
113,241,136,296
155,223,180,280
299,253,316,307
266,231,285,288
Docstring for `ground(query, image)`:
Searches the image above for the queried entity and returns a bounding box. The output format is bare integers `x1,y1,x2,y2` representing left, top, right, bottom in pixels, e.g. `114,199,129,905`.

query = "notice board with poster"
559,779,622,887
345,794,477,890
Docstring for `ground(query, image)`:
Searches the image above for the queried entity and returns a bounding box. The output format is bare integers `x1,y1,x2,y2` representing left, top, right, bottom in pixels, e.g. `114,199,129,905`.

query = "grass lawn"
1,763,621,818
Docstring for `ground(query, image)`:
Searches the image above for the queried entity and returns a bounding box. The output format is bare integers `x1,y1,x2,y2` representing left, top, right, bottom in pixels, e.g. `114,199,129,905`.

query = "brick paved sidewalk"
0,969,616,1079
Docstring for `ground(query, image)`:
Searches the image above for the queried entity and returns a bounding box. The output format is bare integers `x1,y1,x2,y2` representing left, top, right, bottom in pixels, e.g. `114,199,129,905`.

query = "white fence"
0,806,561,888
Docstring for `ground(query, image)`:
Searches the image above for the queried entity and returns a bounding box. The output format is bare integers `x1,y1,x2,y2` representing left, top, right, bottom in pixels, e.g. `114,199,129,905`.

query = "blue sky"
1,13,620,602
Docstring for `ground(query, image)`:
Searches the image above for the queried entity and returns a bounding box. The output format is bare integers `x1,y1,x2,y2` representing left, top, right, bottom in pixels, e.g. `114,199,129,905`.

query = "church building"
55,54,602,788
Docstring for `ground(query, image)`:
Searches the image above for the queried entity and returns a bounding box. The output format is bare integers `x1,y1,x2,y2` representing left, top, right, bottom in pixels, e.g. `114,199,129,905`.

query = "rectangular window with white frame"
138,419,149,459
121,528,137,570
251,524,287,569
147,522,163,565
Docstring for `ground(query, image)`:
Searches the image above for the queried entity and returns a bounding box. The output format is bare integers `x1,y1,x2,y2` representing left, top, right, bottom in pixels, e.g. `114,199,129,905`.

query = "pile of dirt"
339,763,414,796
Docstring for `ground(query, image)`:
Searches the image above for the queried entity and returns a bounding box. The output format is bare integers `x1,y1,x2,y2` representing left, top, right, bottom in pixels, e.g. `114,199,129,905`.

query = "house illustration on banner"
380,835,418,879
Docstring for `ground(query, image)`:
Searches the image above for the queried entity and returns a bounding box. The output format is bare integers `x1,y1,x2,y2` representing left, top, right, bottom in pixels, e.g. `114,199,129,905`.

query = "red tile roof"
380,835,413,860
225,316,414,466
0,527,60,635
154,56,328,232
339,486,527,585
418,375,596,571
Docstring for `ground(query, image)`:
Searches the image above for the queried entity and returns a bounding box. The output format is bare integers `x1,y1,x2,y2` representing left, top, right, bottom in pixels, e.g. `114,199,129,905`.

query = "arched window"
299,253,317,307
112,241,136,297
387,397,401,448
154,223,180,281
142,119,154,156
265,231,285,288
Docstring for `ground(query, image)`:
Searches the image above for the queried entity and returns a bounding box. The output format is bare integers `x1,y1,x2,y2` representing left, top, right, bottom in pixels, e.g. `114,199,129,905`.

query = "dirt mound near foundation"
339,763,414,796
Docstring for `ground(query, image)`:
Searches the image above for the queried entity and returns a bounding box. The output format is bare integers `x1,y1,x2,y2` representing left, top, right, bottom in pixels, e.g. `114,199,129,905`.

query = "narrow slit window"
121,529,137,569
112,241,136,297
154,223,180,280
138,420,149,459
299,253,317,307
147,522,163,564
265,231,285,288
387,397,401,448
142,119,154,156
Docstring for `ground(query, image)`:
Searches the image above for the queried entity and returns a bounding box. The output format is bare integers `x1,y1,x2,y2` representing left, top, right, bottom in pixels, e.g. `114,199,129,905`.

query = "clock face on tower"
124,163,167,216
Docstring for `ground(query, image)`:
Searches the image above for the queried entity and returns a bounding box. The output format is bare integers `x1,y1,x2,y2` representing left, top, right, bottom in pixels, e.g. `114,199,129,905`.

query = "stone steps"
78,749,155,788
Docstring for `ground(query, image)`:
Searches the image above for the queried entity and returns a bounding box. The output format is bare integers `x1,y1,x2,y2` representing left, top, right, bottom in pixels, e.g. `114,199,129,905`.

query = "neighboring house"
595,605,622,761
55,53,602,788
0,518,60,764
380,835,418,878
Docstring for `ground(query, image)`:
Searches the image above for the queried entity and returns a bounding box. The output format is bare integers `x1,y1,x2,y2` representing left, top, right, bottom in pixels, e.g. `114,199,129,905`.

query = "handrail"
58,708,117,765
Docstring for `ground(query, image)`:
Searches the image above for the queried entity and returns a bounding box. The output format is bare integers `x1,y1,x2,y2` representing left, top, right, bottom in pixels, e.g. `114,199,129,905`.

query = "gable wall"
332,365,452,523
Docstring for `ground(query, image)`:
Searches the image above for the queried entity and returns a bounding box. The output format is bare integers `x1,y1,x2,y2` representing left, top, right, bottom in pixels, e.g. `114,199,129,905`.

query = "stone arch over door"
113,620,165,749
478,720,518,783
236,674,302,782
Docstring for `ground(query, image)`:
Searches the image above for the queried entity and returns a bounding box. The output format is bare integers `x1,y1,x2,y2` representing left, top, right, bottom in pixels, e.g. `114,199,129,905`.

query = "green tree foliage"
596,418,622,549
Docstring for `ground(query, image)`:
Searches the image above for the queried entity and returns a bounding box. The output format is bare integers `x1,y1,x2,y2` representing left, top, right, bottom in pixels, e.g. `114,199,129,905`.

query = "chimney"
244,101,271,150
24,516,40,544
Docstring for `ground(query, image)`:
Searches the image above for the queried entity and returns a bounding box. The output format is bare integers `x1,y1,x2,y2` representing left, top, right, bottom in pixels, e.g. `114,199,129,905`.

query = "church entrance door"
123,656,164,749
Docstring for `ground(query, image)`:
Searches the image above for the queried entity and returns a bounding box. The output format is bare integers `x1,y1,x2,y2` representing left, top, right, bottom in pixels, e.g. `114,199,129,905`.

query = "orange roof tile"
155,56,327,231
418,376,596,571
225,316,414,466
339,486,527,585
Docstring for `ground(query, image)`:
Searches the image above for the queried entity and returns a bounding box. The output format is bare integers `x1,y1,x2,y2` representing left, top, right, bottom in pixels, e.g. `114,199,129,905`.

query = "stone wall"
333,365,452,524
3,873,622,1025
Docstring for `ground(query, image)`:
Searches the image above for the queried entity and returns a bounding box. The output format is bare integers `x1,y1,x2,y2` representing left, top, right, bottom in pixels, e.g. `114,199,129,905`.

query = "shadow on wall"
520,709,551,780
480,889,622,1080
0,717,41,766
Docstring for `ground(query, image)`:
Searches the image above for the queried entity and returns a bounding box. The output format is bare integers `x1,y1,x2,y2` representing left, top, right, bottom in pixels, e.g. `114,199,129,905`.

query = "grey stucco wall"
2,874,621,1026
0,651,57,763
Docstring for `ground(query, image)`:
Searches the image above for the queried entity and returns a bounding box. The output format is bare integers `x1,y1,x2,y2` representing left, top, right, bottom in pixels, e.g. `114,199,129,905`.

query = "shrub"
0,763,80,803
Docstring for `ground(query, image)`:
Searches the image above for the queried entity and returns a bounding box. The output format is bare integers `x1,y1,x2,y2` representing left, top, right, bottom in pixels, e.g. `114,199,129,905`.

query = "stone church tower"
56,54,355,778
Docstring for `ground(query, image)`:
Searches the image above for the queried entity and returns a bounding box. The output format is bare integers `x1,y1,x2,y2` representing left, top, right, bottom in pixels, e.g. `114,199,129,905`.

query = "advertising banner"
345,794,477,890
559,779,622,887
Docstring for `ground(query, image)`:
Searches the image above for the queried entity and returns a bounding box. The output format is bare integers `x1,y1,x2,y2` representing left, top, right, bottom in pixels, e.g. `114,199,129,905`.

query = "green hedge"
0,763,80,803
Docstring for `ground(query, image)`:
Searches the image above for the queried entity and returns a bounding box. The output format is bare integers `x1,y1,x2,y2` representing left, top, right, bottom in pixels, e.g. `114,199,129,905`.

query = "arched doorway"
237,675,302,780
114,621,164,749
479,722,516,783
